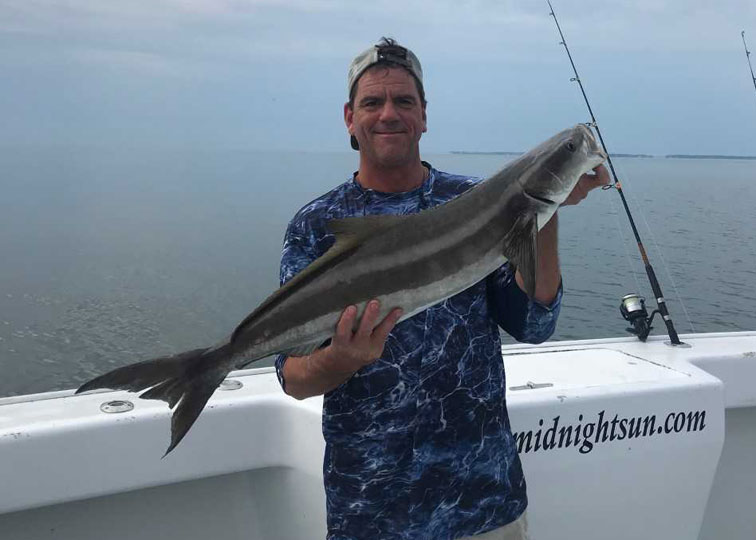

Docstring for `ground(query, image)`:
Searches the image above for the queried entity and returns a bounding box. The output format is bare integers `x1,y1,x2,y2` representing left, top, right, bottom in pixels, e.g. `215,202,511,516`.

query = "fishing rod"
742,31,756,98
545,0,683,345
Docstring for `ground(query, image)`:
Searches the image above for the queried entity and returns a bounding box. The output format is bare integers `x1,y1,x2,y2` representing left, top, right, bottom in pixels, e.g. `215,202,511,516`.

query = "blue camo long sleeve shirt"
274,164,562,540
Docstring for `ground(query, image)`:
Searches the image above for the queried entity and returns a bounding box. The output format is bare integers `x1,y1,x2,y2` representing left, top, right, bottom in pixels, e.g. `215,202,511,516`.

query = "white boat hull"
1,332,755,540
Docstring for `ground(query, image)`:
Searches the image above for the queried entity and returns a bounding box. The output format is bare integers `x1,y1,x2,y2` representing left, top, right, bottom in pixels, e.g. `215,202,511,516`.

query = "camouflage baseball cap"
347,37,423,98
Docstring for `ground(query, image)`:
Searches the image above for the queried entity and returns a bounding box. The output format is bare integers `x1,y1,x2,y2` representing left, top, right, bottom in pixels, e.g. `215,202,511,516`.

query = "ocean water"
0,147,754,397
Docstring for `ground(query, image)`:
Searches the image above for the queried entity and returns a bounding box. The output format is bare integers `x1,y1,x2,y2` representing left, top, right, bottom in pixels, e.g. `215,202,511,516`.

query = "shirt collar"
349,161,435,199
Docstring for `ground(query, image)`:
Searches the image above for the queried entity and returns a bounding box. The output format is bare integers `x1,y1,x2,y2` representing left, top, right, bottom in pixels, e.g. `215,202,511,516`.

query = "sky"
1,0,756,155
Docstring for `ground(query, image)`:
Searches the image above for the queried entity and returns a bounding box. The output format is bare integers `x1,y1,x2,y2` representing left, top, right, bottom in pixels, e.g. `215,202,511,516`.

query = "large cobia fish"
77,124,606,455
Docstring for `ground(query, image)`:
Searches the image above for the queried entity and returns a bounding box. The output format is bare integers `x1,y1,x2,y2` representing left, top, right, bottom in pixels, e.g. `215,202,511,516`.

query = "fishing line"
610,159,697,334
600,154,644,295
546,0,684,345
606,180,644,298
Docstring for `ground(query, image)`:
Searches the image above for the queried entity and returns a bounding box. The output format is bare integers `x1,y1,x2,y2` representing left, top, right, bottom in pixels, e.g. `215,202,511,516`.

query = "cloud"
3,0,753,68
1,0,755,152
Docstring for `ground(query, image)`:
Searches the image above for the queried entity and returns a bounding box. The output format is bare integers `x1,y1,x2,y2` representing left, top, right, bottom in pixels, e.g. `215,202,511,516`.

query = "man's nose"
378,101,400,122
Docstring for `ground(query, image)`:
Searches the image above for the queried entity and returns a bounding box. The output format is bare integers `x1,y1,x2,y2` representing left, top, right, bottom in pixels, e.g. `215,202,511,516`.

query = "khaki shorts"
457,511,530,540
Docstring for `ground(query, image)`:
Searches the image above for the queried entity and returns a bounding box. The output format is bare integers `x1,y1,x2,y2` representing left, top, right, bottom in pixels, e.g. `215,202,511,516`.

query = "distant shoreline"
664,154,756,160
450,151,756,160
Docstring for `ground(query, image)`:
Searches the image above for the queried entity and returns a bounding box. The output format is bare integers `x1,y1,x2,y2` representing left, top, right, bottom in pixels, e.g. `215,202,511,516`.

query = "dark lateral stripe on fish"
244,180,513,330
240,191,514,344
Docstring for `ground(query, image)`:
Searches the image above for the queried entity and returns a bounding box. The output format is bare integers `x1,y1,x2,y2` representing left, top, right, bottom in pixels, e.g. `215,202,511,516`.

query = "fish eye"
566,141,576,152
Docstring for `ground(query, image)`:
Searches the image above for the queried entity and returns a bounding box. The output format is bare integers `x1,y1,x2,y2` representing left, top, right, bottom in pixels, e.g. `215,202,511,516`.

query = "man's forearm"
515,213,561,304
282,350,355,400
281,300,402,400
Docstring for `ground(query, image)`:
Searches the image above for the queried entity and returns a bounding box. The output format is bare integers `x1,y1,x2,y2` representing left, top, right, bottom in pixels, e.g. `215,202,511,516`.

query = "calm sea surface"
1,147,754,397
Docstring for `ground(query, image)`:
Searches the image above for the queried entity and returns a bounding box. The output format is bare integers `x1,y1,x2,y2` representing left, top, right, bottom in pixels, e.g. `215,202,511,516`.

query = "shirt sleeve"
274,218,323,393
486,263,562,344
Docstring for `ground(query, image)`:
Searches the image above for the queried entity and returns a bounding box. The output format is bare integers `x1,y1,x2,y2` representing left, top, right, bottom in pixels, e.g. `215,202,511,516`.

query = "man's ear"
344,102,353,133
422,105,427,133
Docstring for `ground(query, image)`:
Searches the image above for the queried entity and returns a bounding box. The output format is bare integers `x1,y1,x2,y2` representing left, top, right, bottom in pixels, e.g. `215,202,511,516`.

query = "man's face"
344,66,427,169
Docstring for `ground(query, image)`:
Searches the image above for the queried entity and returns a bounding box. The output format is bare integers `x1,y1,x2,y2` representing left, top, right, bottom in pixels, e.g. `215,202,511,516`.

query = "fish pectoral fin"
281,338,331,358
502,212,538,299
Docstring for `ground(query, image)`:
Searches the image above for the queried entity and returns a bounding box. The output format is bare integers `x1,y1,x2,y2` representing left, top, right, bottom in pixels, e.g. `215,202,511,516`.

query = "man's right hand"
282,300,403,400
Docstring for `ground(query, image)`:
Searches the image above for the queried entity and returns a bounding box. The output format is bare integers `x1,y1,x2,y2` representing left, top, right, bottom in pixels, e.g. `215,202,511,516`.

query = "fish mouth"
524,190,556,205
576,123,607,161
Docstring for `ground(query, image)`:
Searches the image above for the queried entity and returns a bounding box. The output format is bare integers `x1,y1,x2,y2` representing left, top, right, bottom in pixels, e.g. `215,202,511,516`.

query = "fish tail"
76,344,235,456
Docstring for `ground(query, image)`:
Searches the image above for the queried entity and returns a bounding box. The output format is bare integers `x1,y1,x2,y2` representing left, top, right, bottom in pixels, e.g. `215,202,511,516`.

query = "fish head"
521,124,607,209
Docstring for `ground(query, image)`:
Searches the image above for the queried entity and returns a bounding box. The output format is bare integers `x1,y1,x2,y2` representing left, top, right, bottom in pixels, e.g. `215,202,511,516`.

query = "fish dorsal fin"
502,212,538,299
229,215,405,344
327,214,406,245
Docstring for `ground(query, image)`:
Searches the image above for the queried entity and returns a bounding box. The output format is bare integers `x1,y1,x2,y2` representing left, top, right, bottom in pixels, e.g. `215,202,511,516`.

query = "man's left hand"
561,164,610,206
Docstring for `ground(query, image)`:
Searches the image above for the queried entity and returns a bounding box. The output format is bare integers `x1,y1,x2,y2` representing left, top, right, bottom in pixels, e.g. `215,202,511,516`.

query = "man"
275,38,608,540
